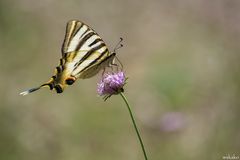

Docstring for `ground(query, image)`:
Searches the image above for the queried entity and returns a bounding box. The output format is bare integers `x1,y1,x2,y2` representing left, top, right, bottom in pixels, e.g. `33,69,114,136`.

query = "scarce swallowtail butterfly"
20,20,122,95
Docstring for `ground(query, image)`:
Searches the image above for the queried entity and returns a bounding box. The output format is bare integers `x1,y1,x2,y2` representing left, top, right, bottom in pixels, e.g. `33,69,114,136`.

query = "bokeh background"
0,0,239,160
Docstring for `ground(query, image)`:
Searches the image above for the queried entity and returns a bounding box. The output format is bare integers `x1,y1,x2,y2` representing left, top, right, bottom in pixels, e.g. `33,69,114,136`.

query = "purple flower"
97,71,126,99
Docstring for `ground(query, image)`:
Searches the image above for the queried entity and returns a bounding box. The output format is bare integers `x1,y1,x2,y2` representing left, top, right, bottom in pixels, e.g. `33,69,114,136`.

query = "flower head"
97,71,126,99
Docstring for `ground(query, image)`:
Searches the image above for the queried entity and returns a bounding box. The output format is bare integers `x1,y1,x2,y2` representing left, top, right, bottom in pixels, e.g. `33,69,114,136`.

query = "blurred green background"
0,0,239,160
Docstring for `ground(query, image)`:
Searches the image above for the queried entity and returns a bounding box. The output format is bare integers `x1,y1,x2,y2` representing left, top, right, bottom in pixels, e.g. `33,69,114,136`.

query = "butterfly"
20,20,122,95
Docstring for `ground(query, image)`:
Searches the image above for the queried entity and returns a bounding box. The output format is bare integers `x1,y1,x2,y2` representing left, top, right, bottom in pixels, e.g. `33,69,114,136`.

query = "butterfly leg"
115,56,123,71
102,67,106,76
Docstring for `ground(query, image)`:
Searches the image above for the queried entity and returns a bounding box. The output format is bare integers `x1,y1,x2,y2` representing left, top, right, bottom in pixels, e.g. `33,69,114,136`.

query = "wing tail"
20,86,42,96
20,82,53,96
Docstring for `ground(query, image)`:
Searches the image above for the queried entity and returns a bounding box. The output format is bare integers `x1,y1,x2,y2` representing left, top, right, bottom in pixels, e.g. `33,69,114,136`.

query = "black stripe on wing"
61,20,107,56
80,26,91,39
79,48,109,73
73,43,106,70
61,20,83,55
89,38,102,47
74,52,116,79
75,31,96,51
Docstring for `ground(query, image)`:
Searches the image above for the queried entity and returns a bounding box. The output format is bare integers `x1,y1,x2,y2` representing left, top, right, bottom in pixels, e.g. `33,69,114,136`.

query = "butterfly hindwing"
78,52,116,79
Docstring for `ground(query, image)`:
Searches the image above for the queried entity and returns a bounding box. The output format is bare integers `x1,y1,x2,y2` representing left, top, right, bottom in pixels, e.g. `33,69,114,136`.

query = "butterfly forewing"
61,21,83,55
61,20,112,79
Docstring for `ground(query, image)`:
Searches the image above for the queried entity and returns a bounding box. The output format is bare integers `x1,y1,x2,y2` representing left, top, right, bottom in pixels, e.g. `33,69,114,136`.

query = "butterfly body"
20,20,117,95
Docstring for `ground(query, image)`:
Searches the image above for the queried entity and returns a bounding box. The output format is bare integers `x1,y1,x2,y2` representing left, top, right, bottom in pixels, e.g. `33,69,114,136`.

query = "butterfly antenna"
113,37,123,53
115,55,123,70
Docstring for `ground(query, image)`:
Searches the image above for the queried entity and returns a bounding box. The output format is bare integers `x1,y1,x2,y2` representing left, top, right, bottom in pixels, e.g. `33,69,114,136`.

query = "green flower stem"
120,92,148,160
